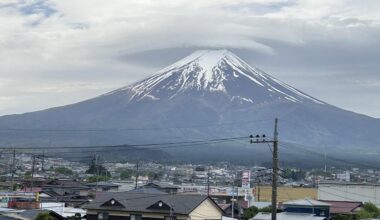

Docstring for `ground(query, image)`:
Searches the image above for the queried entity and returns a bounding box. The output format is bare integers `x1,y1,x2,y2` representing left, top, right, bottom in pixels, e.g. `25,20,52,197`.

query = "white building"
336,171,350,182
318,181,380,206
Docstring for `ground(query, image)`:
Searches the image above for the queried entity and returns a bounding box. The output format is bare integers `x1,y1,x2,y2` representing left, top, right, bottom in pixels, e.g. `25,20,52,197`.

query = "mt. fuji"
115,50,324,105
1,50,379,165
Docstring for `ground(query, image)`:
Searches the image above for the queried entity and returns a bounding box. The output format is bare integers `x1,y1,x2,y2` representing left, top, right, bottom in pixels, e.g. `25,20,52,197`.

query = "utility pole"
169,202,175,220
41,151,45,172
237,183,241,220
257,179,261,202
272,118,279,220
10,149,15,191
31,154,36,191
135,161,139,189
207,169,210,196
324,149,327,173
95,154,99,191
250,118,279,220
231,174,235,219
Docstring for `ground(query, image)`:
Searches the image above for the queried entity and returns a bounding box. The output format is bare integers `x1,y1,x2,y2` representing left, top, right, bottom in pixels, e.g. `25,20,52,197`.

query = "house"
41,202,86,218
319,200,363,218
41,179,91,207
252,212,328,220
218,201,248,218
252,198,331,220
85,191,224,220
142,182,179,194
0,209,66,220
282,198,331,218
86,182,120,192
42,179,90,196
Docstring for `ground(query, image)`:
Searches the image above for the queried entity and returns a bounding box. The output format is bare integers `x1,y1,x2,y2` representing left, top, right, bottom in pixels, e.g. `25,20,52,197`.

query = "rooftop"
319,200,363,214
283,198,331,207
85,191,220,215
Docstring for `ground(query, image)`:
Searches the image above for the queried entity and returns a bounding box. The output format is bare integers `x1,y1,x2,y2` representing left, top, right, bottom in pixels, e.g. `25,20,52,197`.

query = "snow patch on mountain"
108,49,325,105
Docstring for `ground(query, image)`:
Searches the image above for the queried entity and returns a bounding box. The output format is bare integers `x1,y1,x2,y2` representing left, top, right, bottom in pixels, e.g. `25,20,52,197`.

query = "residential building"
85,191,223,220
252,212,328,220
319,200,362,218
142,182,179,194
86,182,120,192
282,198,330,217
253,198,330,220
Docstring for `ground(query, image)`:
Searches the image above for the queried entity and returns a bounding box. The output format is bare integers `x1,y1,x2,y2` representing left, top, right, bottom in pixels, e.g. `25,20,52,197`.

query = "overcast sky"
0,0,379,118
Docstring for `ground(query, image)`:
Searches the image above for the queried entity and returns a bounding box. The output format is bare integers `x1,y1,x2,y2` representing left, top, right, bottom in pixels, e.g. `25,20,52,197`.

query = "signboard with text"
241,170,250,189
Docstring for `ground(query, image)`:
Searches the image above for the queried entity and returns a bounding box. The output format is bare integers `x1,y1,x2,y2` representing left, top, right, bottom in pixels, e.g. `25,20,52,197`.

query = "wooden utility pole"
231,174,235,219
272,118,279,220
207,169,210,196
10,149,15,191
31,154,36,191
250,118,279,220
135,161,139,189
41,151,45,172
95,154,99,191
257,179,261,202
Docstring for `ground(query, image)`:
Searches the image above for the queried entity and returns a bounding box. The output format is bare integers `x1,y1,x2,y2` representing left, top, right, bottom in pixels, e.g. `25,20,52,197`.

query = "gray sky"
0,0,379,118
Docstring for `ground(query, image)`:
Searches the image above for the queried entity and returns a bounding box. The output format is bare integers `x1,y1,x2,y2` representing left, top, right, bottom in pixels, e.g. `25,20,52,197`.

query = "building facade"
85,192,223,220
318,182,380,206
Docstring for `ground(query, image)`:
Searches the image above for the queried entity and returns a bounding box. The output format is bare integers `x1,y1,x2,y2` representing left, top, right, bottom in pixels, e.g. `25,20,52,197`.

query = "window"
164,216,177,220
97,212,109,220
130,214,142,220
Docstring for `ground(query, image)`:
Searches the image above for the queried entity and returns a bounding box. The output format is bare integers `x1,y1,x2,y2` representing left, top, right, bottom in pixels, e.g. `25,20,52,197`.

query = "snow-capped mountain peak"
156,49,263,88
111,49,324,105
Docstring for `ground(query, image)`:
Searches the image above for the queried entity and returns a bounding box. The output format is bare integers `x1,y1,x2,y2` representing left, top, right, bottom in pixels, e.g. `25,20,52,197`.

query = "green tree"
54,167,73,175
243,206,258,220
86,157,110,176
259,206,272,213
357,202,380,219
24,171,32,178
118,169,135,179
333,214,353,220
282,168,306,181
35,212,55,220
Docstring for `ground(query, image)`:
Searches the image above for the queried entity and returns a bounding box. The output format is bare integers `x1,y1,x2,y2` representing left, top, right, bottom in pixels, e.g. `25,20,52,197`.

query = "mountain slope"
0,50,379,165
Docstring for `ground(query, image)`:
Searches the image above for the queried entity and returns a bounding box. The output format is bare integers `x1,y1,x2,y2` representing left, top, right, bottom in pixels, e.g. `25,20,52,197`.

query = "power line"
0,119,273,132
0,136,248,150
280,141,380,170
320,185,379,200
280,119,380,146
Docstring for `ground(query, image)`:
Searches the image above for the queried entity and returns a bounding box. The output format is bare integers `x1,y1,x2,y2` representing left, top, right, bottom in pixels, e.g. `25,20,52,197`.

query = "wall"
190,198,222,220
318,182,380,206
256,186,317,202
86,210,189,220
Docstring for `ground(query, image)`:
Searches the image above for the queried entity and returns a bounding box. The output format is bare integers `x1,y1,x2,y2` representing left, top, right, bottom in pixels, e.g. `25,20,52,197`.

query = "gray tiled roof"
284,198,331,207
128,188,167,194
85,192,213,215
144,182,180,189
86,182,120,187
0,215,19,220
